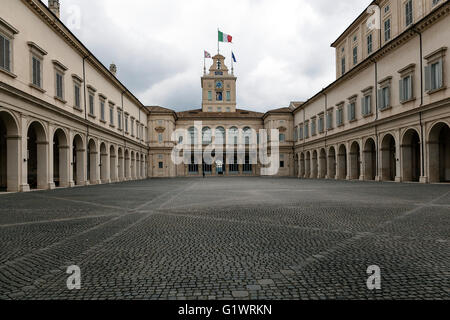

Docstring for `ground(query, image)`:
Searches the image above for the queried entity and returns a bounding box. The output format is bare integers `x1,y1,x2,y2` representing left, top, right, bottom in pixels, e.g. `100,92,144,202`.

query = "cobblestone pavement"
0,177,449,300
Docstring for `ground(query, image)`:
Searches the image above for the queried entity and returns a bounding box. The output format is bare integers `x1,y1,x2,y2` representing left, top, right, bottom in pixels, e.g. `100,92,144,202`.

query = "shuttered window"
425,59,443,92
74,83,81,108
367,34,373,55
100,100,105,121
405,0,413,27
88,93,95,115
361,96,371,116
348,102,356,120
384,19,391,42
326,111,333,129
0,34,11,72
32,56,41,87
399,76,413,102
110,106,114,125
378,86,390,110
55,72,63,99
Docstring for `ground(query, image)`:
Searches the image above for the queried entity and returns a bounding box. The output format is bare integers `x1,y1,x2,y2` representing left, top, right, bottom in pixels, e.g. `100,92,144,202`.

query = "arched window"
243,127,252,145
202,127,212,144
229,127,238,145
215,127,225,145
188,126,197,145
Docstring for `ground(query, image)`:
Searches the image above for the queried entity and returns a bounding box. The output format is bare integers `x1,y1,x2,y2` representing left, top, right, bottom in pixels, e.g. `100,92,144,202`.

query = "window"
109,105,114,125
384,19,391,42
399,75,413,102
208,91,212,101
208,107,213,112
226,107,230,112
88,92,95,116
384,5,390,13
32,55,42,88
362,95,372,116
318,116,324,133
299,125,304,140
405,0,413,27
432,0,441,6
336,107,344,126
226,91,231,101
73,81,81,109
279,133,285,142
216,91,222,101
158,133,163,143
117,110,122,130
326,110,333,130
353,47,358,65
378,85,391,110
348,102,357,120
125,115,129,132
280,161,285,168
304,122,309,138
217,107,222,112
341,57,346,75
311,119,316,136
130,118,134,135
202,127,212,144
367,34,373,55
425,59,444,92
294,126,298,141
159,162,163,169
100,99,105,121
0,33,11,72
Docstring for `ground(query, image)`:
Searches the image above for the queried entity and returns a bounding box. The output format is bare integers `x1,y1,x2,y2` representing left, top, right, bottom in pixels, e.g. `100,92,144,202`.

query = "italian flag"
218,30,232,43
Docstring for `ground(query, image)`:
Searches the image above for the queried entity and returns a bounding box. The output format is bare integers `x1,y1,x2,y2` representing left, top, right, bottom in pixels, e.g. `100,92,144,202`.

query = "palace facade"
0,0,449,192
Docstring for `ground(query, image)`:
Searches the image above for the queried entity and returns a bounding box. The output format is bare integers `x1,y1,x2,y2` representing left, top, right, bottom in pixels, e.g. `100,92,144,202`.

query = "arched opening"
27,121,48,189
337,144,347,179
319,149,327,178
305,151,311,178
100,142,108,183
124,149,130,179
402,129,421,182
299,153,305,178
311,150,318,178
349,141,361,180
87,139,98,184
53,128,69,187
294,153,299,177
327,147,336,179
364,138,376,181
428,122,450,183
72,134,85,186
118,147,124,181
0,111,19,192
110,145,117,182
381,134,397,181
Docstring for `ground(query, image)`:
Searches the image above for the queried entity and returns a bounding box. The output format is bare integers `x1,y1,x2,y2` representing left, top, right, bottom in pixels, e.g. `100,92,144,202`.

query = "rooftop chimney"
110,63,117,76
48,0,60,19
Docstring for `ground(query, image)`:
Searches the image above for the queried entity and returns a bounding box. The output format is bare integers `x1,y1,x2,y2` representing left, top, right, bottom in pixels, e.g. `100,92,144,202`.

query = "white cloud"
47,0,371,112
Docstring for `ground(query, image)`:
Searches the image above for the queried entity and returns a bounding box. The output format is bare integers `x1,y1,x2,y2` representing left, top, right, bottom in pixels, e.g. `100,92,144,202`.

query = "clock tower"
201,54,237,113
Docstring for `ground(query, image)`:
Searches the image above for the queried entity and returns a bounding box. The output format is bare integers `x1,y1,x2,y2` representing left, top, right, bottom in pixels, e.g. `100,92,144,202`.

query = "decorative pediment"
278,126,287,133
155,127,166,133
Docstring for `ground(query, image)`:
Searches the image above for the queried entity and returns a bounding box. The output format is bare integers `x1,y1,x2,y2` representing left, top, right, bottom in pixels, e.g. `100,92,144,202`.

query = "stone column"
6,135,21,192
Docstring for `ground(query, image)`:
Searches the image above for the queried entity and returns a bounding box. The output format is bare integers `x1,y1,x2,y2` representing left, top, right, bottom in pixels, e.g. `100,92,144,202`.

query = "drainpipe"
412,27,425,178
323,92,328,148
372,58,379,179
82,55,90,177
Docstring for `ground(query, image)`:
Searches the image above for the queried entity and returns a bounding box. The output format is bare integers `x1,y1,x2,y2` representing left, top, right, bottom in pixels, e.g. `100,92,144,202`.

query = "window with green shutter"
0,34,11,72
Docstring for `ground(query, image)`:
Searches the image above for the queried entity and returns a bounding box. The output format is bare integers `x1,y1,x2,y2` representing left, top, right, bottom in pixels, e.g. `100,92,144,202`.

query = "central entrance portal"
216,160,224,175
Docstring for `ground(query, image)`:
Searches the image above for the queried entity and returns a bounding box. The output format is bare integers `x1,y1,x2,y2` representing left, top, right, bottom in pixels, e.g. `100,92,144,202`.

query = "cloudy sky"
46,0,371,112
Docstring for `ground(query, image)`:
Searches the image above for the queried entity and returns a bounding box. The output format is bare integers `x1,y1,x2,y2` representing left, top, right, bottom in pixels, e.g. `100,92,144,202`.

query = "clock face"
215,81,223,89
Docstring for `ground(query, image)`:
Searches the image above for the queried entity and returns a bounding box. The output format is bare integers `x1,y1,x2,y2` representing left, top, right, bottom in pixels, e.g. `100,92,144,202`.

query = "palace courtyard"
0,177,448,300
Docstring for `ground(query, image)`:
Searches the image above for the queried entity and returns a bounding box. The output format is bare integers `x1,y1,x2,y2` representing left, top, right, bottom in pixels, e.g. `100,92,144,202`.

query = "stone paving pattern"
0,177,449,300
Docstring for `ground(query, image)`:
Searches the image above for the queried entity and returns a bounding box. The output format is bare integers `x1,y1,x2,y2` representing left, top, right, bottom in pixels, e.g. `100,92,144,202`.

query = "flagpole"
217,28,220,54
231,49,233,75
